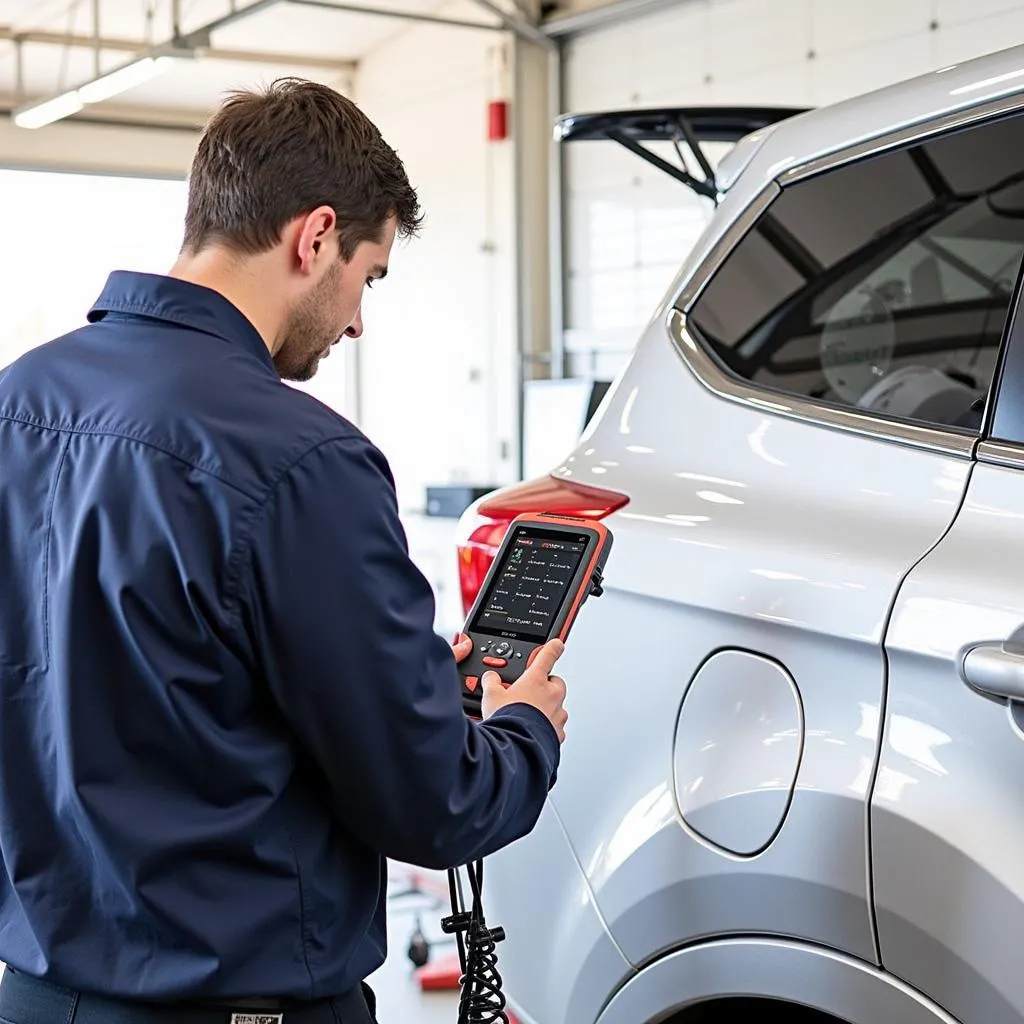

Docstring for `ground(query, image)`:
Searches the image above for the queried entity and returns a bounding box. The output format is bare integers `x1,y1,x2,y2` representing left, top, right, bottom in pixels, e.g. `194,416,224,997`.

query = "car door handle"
960,642,1024,702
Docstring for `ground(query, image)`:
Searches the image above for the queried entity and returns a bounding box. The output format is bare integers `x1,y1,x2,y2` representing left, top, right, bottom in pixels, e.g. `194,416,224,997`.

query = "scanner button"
494,642,513,657
464,676,479,692
482,657,508,668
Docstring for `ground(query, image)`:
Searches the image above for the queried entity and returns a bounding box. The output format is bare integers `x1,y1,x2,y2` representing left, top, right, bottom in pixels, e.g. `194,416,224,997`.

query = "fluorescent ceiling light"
12,50,187,130
77,56,175,104
13,90,84,130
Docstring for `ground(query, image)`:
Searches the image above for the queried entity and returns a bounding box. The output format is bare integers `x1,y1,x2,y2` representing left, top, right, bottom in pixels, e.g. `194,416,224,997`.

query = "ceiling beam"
467,0,553,47
541,0,693,36
284,0,503,33
0,25,357,72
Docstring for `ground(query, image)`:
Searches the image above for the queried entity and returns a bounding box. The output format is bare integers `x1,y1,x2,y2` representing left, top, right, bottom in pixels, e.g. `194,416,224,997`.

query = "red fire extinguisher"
487,98,509,141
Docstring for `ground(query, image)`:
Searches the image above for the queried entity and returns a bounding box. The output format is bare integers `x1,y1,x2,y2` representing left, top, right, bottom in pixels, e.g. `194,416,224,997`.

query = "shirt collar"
88,270,277,375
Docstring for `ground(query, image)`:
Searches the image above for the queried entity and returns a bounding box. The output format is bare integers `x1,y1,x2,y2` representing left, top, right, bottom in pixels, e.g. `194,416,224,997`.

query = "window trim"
976,439,1024,470
980,255,1024,462
667,310,975,458
668,89,1024,460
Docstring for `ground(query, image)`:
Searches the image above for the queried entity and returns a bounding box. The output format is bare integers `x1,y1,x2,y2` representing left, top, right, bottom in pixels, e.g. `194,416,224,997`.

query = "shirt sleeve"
234,435,560,869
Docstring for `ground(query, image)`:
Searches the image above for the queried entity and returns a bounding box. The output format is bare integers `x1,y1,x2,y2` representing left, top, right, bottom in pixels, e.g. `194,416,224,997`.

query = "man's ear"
295,205,337,274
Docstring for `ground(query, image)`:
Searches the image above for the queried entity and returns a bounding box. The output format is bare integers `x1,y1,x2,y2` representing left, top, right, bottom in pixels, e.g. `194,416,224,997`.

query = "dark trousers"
0,968,377,1024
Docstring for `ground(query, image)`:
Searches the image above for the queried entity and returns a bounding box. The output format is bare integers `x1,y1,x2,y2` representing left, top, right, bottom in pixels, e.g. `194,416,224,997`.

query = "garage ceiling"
0,0,512,127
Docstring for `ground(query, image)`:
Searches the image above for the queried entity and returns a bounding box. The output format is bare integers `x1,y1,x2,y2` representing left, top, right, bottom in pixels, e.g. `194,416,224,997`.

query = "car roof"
719,42,1024,198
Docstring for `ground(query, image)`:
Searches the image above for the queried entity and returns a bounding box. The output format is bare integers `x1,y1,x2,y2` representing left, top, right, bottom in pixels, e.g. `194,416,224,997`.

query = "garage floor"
368,865,461,1023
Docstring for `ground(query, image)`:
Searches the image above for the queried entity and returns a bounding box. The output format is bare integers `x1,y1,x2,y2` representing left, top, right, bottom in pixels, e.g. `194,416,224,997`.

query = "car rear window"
687,111,1024,432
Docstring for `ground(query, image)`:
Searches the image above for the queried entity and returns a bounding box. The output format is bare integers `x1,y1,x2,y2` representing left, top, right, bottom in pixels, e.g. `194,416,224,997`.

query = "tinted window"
688,113,1024,432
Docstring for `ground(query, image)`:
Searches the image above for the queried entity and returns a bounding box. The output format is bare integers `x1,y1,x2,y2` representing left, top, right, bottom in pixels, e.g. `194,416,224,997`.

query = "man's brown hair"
182,78,422,259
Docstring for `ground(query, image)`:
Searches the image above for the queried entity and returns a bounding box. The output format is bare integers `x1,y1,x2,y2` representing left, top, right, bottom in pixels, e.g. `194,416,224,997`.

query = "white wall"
561,0,1024,377
351,9,520,632
0,116,198,177
352,11,519,512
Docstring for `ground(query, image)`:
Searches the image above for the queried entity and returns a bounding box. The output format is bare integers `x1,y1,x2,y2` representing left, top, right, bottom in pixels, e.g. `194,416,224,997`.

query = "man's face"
274,217,396,382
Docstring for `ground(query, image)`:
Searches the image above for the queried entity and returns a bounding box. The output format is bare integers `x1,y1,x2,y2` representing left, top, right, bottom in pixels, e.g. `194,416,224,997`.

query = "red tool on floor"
414,951,462,991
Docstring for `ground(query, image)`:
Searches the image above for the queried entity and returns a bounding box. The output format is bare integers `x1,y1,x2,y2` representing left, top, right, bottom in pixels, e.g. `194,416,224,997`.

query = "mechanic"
0,78,568,1024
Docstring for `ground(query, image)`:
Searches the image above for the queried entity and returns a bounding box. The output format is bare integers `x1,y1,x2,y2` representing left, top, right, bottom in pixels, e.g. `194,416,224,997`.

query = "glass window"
687,113,1024,432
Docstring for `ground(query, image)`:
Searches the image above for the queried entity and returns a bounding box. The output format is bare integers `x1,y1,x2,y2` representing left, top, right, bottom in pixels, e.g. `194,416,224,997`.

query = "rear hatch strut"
554,106,809,203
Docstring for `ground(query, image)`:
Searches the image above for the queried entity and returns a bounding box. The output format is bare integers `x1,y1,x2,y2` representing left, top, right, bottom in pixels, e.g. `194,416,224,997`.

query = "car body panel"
874,458,1024,1023
714,122,785,193
593,938,960,1024
482,310,972,987
483,801,632,1024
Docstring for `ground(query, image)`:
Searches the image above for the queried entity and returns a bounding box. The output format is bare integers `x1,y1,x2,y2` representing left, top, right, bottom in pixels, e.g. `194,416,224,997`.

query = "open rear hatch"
555,106,810,203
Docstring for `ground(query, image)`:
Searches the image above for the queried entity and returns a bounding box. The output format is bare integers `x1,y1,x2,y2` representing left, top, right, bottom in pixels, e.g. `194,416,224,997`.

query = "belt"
0,967,376,1024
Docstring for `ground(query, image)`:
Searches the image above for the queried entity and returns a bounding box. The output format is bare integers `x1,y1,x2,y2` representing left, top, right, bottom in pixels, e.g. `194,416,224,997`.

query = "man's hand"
481,639,568,743
451,633,473,663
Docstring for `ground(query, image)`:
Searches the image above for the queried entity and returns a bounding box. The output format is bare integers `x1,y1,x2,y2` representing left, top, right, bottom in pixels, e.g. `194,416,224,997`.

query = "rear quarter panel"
484,312,973,1014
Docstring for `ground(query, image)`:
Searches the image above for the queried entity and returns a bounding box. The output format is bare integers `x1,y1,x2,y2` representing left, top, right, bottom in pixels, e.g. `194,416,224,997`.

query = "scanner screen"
471,526,589,642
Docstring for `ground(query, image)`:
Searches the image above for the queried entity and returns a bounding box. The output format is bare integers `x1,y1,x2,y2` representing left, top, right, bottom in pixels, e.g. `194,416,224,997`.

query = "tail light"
455,475,629,614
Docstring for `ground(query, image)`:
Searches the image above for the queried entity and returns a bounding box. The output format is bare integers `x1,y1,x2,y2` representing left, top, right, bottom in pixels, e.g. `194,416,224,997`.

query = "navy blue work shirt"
0,271,559,1001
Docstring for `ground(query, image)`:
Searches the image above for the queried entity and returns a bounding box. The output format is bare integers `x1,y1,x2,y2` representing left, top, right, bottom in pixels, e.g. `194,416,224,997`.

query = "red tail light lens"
457,519,510,619
455,475,629,614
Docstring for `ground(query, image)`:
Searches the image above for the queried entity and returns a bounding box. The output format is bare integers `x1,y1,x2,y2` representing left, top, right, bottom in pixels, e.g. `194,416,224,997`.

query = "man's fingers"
527,638,565,678
481,671,504,694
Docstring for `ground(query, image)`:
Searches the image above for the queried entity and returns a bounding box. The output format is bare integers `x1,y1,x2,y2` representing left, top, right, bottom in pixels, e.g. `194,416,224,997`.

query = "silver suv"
453,42,1024,1024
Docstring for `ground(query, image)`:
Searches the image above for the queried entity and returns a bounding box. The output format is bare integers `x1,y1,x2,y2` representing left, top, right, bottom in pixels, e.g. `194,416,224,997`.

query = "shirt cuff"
488,702,561,789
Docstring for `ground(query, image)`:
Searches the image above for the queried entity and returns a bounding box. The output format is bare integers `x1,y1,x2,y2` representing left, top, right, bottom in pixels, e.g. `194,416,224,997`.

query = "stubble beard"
273,261,344,383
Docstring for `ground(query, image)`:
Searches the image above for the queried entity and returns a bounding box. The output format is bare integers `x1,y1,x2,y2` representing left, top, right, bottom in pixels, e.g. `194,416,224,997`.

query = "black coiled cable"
443,860,508,1023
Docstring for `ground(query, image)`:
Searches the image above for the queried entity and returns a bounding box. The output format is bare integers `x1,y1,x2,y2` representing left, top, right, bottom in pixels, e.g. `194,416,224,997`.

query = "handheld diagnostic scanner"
458,512,613,718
